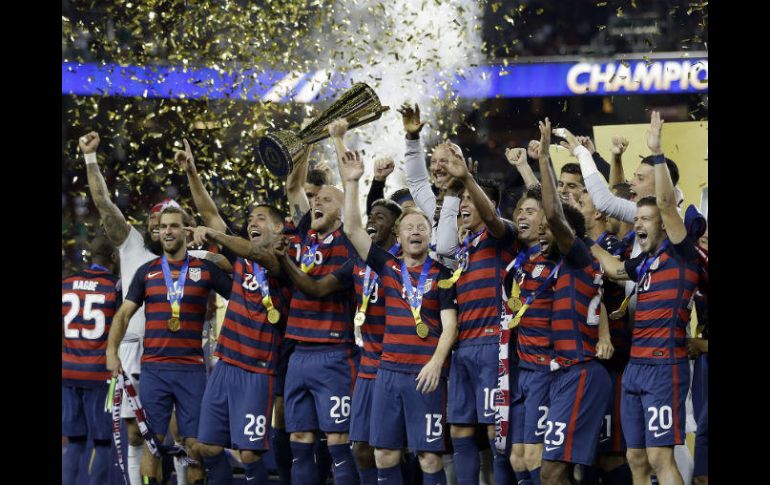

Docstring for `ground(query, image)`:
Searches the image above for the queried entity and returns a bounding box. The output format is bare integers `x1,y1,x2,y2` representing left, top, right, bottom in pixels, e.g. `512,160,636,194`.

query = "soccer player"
305,168,329,203
62,236,121,485
280,127,359,485
106,206,233,485
172,141,296,484
337,144,458,485
435,144,517,485
535,118,613,485
577,189,633,484
590,112,698,485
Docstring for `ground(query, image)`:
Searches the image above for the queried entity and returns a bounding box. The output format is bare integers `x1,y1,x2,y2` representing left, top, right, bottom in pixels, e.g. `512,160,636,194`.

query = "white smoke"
307,0,485,207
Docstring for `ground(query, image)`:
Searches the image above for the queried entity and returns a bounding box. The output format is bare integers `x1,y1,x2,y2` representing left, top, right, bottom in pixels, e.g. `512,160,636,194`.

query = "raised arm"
278,252,344,297
559,128,636,223
286,145,312,225
608,136,629,187
445,148,508,239
590,244,630,281
648,111,687,244
105,300,139,374
538,119,575,254
328,119,373,260
416,308,458,394
366,158,394,214
174,138,227,233
435,181,461,257
398,103,436,218
506,146,540,190
186,226,281,274
80,132,130,245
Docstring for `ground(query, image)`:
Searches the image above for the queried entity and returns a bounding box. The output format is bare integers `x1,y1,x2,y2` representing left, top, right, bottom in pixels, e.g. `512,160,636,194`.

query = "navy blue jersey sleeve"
564,237,594,269
126,262,150,304
437,266,459,311
331,259,355,290
670,235,698,263
365,243,396,276
494,220,517,245
592,151,611,180
204,260,233,299
366,179,386,215
623,254,644,281
296,212,312,238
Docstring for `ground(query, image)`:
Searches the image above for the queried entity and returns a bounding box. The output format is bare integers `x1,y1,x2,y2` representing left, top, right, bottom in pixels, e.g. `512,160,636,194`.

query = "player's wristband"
650,154,666,165
84,152,97,165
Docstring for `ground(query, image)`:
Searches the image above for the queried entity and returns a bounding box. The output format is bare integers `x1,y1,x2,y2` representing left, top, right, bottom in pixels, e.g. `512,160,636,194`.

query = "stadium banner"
62,57,707,102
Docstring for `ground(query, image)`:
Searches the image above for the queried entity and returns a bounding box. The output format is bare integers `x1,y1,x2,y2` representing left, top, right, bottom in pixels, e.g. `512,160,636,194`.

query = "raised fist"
79,132,100,155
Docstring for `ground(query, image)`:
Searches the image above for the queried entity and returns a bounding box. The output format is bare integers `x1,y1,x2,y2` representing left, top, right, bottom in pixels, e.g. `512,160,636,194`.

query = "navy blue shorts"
197,361,274,451
369,368,446,453
139,365,207,438
349,376,375,443
283,344,356,433
510,367,551,444
621,361,689,449
448,344,499,425
62,384,112,440
542,359,611,466
598,365,627,455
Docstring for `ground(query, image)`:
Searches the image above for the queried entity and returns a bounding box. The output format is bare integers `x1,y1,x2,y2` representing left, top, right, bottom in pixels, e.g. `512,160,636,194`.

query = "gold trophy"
257,82,390,177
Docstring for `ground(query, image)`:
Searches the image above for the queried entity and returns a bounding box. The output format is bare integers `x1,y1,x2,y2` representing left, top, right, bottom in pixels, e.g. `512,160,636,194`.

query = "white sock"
174,450,188,485
127,444,143,485
674,444,693,484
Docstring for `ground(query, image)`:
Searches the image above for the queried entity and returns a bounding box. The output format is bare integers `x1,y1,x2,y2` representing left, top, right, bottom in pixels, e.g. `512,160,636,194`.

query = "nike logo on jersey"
292,458,299,464
249,435,264,442
545,446,561,452
426,437,442,443
653,430,670,438
599,437,610,443
534,430,546,437
484,411,496,417
358,270,367,276
246,477,255,482
335,418,349,424
334,461,347,467
148,271,162,278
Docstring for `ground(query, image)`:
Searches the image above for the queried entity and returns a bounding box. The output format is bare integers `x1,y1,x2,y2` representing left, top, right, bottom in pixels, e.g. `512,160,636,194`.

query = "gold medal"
508,297,523,312
416,322,429,339
167,317,181,332
609,308,626,320
354,311,366,327
437,279,453,289
267,308,280,324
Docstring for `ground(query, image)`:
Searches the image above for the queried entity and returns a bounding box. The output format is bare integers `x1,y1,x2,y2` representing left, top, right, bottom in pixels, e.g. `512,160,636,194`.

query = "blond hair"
395,206,432,233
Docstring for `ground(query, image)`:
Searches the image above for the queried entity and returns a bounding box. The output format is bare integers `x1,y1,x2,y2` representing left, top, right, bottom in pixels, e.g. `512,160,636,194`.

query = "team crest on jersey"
532,264,545,278
189,268,202,282
424,279,433,292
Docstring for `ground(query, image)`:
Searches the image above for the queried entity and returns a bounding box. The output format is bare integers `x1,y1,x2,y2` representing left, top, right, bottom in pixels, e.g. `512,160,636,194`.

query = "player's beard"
144,231,162,256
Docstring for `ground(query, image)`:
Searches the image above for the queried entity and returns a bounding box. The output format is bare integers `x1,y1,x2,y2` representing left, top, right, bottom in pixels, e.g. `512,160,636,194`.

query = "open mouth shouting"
366,224,378,238
314,209,324,220
636,229,649,246
460,209,471,225
629,189,638,201
248,226,263,242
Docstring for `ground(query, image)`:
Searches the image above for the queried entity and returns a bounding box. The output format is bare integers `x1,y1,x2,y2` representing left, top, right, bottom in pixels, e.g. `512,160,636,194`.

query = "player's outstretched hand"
328,118,349,139
576,136,596,154
610,136,629,156
373,157,395,181
596,337,614,360
340,149,364,183
397,103,429,137
174,138,195,171
415,359,441,394
505,147,527,166
79,132,100,154
185,226,216,248
527,140,540,160
646,110,664,155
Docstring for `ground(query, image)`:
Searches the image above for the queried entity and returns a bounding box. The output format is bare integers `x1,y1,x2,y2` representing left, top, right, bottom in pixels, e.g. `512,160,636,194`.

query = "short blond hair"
395,206,432,233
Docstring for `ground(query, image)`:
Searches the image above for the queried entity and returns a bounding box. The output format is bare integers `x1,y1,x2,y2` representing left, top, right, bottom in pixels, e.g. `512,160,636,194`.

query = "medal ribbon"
300,233,320,273
595,231,608,247
438,228,484,288
161,254,189,321
508,244,541,308
612,240,669,317
251,260,277,318
401,257,433,327
359,243,400,315
509,261,562,329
